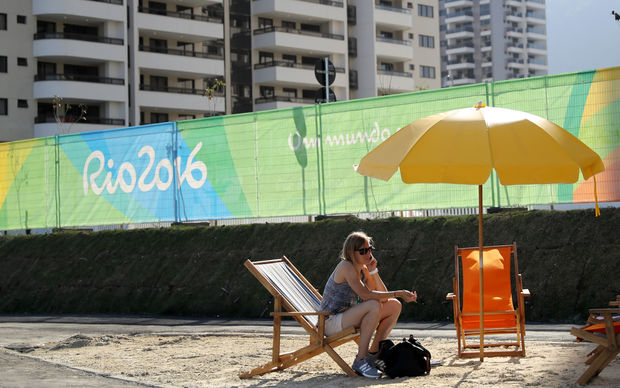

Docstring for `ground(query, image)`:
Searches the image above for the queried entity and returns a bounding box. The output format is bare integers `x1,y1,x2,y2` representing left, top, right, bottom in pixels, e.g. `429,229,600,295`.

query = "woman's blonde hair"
340,231,373,261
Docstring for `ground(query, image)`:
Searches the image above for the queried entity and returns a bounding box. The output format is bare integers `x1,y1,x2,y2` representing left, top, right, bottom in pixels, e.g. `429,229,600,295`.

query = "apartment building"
439,0,547,86
0,0,440,142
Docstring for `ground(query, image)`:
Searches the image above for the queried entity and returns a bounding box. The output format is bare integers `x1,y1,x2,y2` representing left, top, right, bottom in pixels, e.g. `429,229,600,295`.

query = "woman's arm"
340,260,417,302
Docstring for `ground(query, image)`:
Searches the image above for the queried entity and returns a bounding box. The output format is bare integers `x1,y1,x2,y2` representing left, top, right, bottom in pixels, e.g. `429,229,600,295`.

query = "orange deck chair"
570,295,620,385
446,242,530,358
240,256,360,379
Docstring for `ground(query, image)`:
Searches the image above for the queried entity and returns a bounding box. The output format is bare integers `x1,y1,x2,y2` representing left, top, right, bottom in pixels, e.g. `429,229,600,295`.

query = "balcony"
253,61,347,88
375,4,412,30
526,0,546,10
506,58,525,69
376,70,414,92
446,59,476,70
33,0,124,22
527,57,547,69
444,0,473,9
446,42,474,55
526,11,546,24
34,75,126,102
445,26,474,39
254,95,315,111
35,115,125,126
34,32,123,45
375,36,412,61
136,7,223,40
445,10,473,23
253,26,346,55
33,35,125,62
252,0,345,22
138,84,225,112
527,26,546,39
136,46,224,76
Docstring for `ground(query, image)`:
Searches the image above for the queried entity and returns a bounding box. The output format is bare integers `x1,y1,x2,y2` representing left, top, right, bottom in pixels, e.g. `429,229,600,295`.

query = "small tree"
203,79,225,116
53,95,87,134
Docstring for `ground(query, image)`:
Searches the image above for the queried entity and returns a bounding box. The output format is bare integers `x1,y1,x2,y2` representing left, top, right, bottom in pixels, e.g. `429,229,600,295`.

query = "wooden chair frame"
240,256,360,379
570,296,620,385
446,242,530,358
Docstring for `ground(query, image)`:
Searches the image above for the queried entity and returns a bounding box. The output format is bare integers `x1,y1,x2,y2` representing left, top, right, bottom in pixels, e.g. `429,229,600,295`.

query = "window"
150,112,168,123
37,61,56,76
421,65,435,79
37,20,56,34
282,88,297,99
301,56,320,66
17,15,26,24
409,64,414,70
418,4,433,18
258,17,273,28
408,33,414,39
18,99,28,108
0,98,7,115
259,86,274,98
282,54,296,64
0,13,7,30
150,38,167,53
380,62,394,71
302,89,315,99
282,21,296,30
17,57,27,66
0,56,7,72
379,31,393,39
407,2,413,8
419,34,434,48
148,1,167,15
259,51,274,64
150,75,168,91
300,23,320,33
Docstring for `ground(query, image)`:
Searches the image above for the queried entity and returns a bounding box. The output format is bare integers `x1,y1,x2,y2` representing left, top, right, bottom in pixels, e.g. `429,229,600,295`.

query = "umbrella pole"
478,184,484,362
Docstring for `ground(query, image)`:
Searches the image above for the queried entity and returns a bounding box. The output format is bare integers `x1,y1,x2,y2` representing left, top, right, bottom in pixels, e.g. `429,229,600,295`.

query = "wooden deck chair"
446,242,530,358
240,256,360,379
570,300,620,385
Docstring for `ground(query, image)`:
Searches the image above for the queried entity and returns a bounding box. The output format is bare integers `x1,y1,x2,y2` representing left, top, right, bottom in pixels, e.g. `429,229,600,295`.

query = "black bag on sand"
376,334,431,378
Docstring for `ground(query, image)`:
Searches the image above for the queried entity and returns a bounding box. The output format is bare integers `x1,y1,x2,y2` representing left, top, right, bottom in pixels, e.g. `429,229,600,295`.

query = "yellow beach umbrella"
355,103,605,360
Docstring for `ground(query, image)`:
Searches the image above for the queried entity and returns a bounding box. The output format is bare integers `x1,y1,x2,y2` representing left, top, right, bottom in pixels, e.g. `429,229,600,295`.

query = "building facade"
439,0,547,87
0,0,440,142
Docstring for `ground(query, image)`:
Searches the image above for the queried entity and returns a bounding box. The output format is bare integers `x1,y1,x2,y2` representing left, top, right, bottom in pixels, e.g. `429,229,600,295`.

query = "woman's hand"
395,290,418,303
367,255,378,272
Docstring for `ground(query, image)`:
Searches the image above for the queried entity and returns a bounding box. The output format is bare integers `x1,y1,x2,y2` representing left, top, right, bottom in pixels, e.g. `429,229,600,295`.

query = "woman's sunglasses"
357,246,374,255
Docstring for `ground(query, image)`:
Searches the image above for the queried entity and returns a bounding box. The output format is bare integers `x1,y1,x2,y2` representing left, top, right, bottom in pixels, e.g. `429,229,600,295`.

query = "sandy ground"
5,331,619,388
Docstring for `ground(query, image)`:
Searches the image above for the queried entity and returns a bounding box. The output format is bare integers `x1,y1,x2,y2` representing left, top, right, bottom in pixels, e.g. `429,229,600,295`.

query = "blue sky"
546,0,620,74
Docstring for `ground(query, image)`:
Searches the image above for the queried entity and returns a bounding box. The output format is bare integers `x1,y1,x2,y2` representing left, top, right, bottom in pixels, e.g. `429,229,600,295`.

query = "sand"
7,331,619,388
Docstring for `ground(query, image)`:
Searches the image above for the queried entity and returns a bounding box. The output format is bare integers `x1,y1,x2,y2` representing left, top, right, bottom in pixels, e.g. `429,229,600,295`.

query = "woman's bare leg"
369,298,402,353
340,299,381,359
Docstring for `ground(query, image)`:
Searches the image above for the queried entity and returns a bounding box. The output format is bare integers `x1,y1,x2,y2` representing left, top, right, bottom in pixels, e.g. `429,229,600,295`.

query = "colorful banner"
1,67,619,230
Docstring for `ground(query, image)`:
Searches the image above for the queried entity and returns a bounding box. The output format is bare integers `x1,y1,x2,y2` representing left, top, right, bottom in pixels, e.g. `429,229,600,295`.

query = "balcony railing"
527,58,546,65
446,42,474,49
139,45,224,60
86,0,123,4
446,26,474,34
252,0,343,6
35,73,125,85
377,69,412,78
35,115,125,125
255,96,315,104
34,32,123,45
375,4,411,14
253,26,344,40
138,6,223,23
253,60,345,73
445,10,473,18
376,36,412,46
140,84,225,96
527,26,546,34
447,59,475,65
349,70,358,89
349,37,357,56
